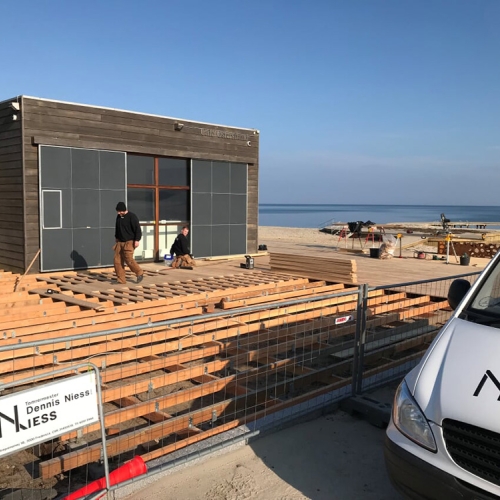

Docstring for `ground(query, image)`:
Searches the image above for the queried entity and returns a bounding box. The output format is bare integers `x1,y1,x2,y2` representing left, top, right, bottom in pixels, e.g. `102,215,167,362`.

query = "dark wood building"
0,96,259,273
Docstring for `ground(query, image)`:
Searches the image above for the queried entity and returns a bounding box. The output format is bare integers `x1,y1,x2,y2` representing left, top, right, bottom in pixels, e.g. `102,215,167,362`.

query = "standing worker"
170,226,196,269
114,202,144,284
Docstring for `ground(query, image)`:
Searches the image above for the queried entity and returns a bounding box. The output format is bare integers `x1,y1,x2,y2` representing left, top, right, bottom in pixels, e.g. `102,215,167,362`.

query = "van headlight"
393,380,437,452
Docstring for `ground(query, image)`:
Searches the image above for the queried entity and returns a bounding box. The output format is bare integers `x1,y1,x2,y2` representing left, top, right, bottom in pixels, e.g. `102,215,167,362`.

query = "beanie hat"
116,202,127,211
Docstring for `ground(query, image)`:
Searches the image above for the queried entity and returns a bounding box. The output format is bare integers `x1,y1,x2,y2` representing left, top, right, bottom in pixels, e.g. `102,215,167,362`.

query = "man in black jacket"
170,226,196,269
114,202,144,284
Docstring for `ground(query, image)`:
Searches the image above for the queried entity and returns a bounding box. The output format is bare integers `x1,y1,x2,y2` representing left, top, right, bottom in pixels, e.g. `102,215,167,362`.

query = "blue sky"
2,0,499,205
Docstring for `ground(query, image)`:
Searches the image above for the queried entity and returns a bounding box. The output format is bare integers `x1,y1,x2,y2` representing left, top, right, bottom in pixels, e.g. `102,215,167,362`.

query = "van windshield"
467,260,500,319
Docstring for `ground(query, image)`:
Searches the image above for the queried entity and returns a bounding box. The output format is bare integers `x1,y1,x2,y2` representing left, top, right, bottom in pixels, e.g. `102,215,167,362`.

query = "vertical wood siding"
0,99,24,273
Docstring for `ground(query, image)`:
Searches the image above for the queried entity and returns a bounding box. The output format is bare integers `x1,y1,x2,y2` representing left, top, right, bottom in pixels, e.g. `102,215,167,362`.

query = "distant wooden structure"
436,240,500,259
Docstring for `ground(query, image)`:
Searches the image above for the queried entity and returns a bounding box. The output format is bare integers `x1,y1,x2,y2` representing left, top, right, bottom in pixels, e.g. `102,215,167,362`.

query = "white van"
385,254,500,499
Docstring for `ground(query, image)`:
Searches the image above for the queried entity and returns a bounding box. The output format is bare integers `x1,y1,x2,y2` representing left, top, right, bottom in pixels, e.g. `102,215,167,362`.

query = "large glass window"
159,158,189,186
127,154,190,262
127,155,154,185
127,188,155,222
159,190,189,222
134,224,155,260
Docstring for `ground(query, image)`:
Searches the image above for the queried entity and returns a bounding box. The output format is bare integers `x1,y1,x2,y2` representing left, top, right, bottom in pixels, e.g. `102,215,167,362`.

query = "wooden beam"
28,288,105,311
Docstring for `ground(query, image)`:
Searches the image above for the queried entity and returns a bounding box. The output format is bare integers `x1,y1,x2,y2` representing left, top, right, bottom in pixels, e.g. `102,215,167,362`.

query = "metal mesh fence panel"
353,271,481,394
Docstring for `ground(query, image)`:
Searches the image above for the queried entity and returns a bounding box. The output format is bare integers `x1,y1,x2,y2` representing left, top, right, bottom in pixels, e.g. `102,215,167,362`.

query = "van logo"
473,370,500,400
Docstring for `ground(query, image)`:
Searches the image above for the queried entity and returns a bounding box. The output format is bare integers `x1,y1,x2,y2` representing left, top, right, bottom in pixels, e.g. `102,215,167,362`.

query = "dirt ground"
0,450,57,491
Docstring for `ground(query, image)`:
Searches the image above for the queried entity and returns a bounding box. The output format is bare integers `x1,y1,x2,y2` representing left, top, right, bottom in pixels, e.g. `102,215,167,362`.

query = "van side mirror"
448,279,471,310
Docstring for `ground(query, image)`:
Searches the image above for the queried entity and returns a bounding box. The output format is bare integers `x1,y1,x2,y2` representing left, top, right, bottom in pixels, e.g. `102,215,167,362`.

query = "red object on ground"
63,456,147,500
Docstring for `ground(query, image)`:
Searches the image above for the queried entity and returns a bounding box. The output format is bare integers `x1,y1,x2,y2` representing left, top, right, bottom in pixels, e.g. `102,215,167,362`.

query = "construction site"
323,216,500,261
0,237,485,499
0,95,496,499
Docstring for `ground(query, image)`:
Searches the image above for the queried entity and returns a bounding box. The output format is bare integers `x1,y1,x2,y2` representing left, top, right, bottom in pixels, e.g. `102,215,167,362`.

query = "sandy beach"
122,409,399,500
121,384,400,500
258,224,479,254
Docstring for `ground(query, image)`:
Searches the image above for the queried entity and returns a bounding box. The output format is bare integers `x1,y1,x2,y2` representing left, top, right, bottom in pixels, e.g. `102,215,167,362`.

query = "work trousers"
113,241,143,283
172,254,196,269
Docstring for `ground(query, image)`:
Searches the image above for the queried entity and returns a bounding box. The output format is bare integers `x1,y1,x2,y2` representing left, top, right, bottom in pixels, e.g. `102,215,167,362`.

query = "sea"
259,204,500,229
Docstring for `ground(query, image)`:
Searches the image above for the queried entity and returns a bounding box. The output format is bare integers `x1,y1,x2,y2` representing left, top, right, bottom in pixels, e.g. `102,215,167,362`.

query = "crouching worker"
170,226,196,269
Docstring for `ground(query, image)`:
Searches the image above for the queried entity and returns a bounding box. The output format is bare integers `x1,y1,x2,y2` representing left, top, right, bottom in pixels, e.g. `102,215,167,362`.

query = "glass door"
127,155,190,261
126,187,155,260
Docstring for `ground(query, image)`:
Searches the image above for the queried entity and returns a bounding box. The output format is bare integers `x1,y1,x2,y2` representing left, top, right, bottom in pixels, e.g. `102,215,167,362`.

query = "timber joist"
269,252,358,284
0,267,453,480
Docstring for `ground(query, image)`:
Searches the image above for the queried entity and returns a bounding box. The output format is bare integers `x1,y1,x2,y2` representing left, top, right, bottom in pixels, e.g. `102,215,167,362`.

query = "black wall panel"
100,151,126,189
73,189,100,228
231,163,247,194
192,160,212,193
73,229,101,267
72,149,99,188
191,193,212,225
191,161,247,258
40,146,126,271
41,188,73,229
40,147,71,189
41,229,73,270
212,225,230,256
191,225,212,257
100,227,116,265
230,195,247,224
42,191,62,229
230,225,247,254
60,189,73,229
100,189,126,227
212,194,230,224
212,162,230,193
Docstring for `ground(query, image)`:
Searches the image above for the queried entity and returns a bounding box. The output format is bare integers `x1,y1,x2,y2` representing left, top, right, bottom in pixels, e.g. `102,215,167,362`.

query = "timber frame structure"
0,96,259,274
0,264,455,486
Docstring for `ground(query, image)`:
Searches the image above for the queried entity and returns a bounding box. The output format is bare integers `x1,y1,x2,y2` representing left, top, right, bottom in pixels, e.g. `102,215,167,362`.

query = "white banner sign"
335,315,353,325
0,373,99,458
